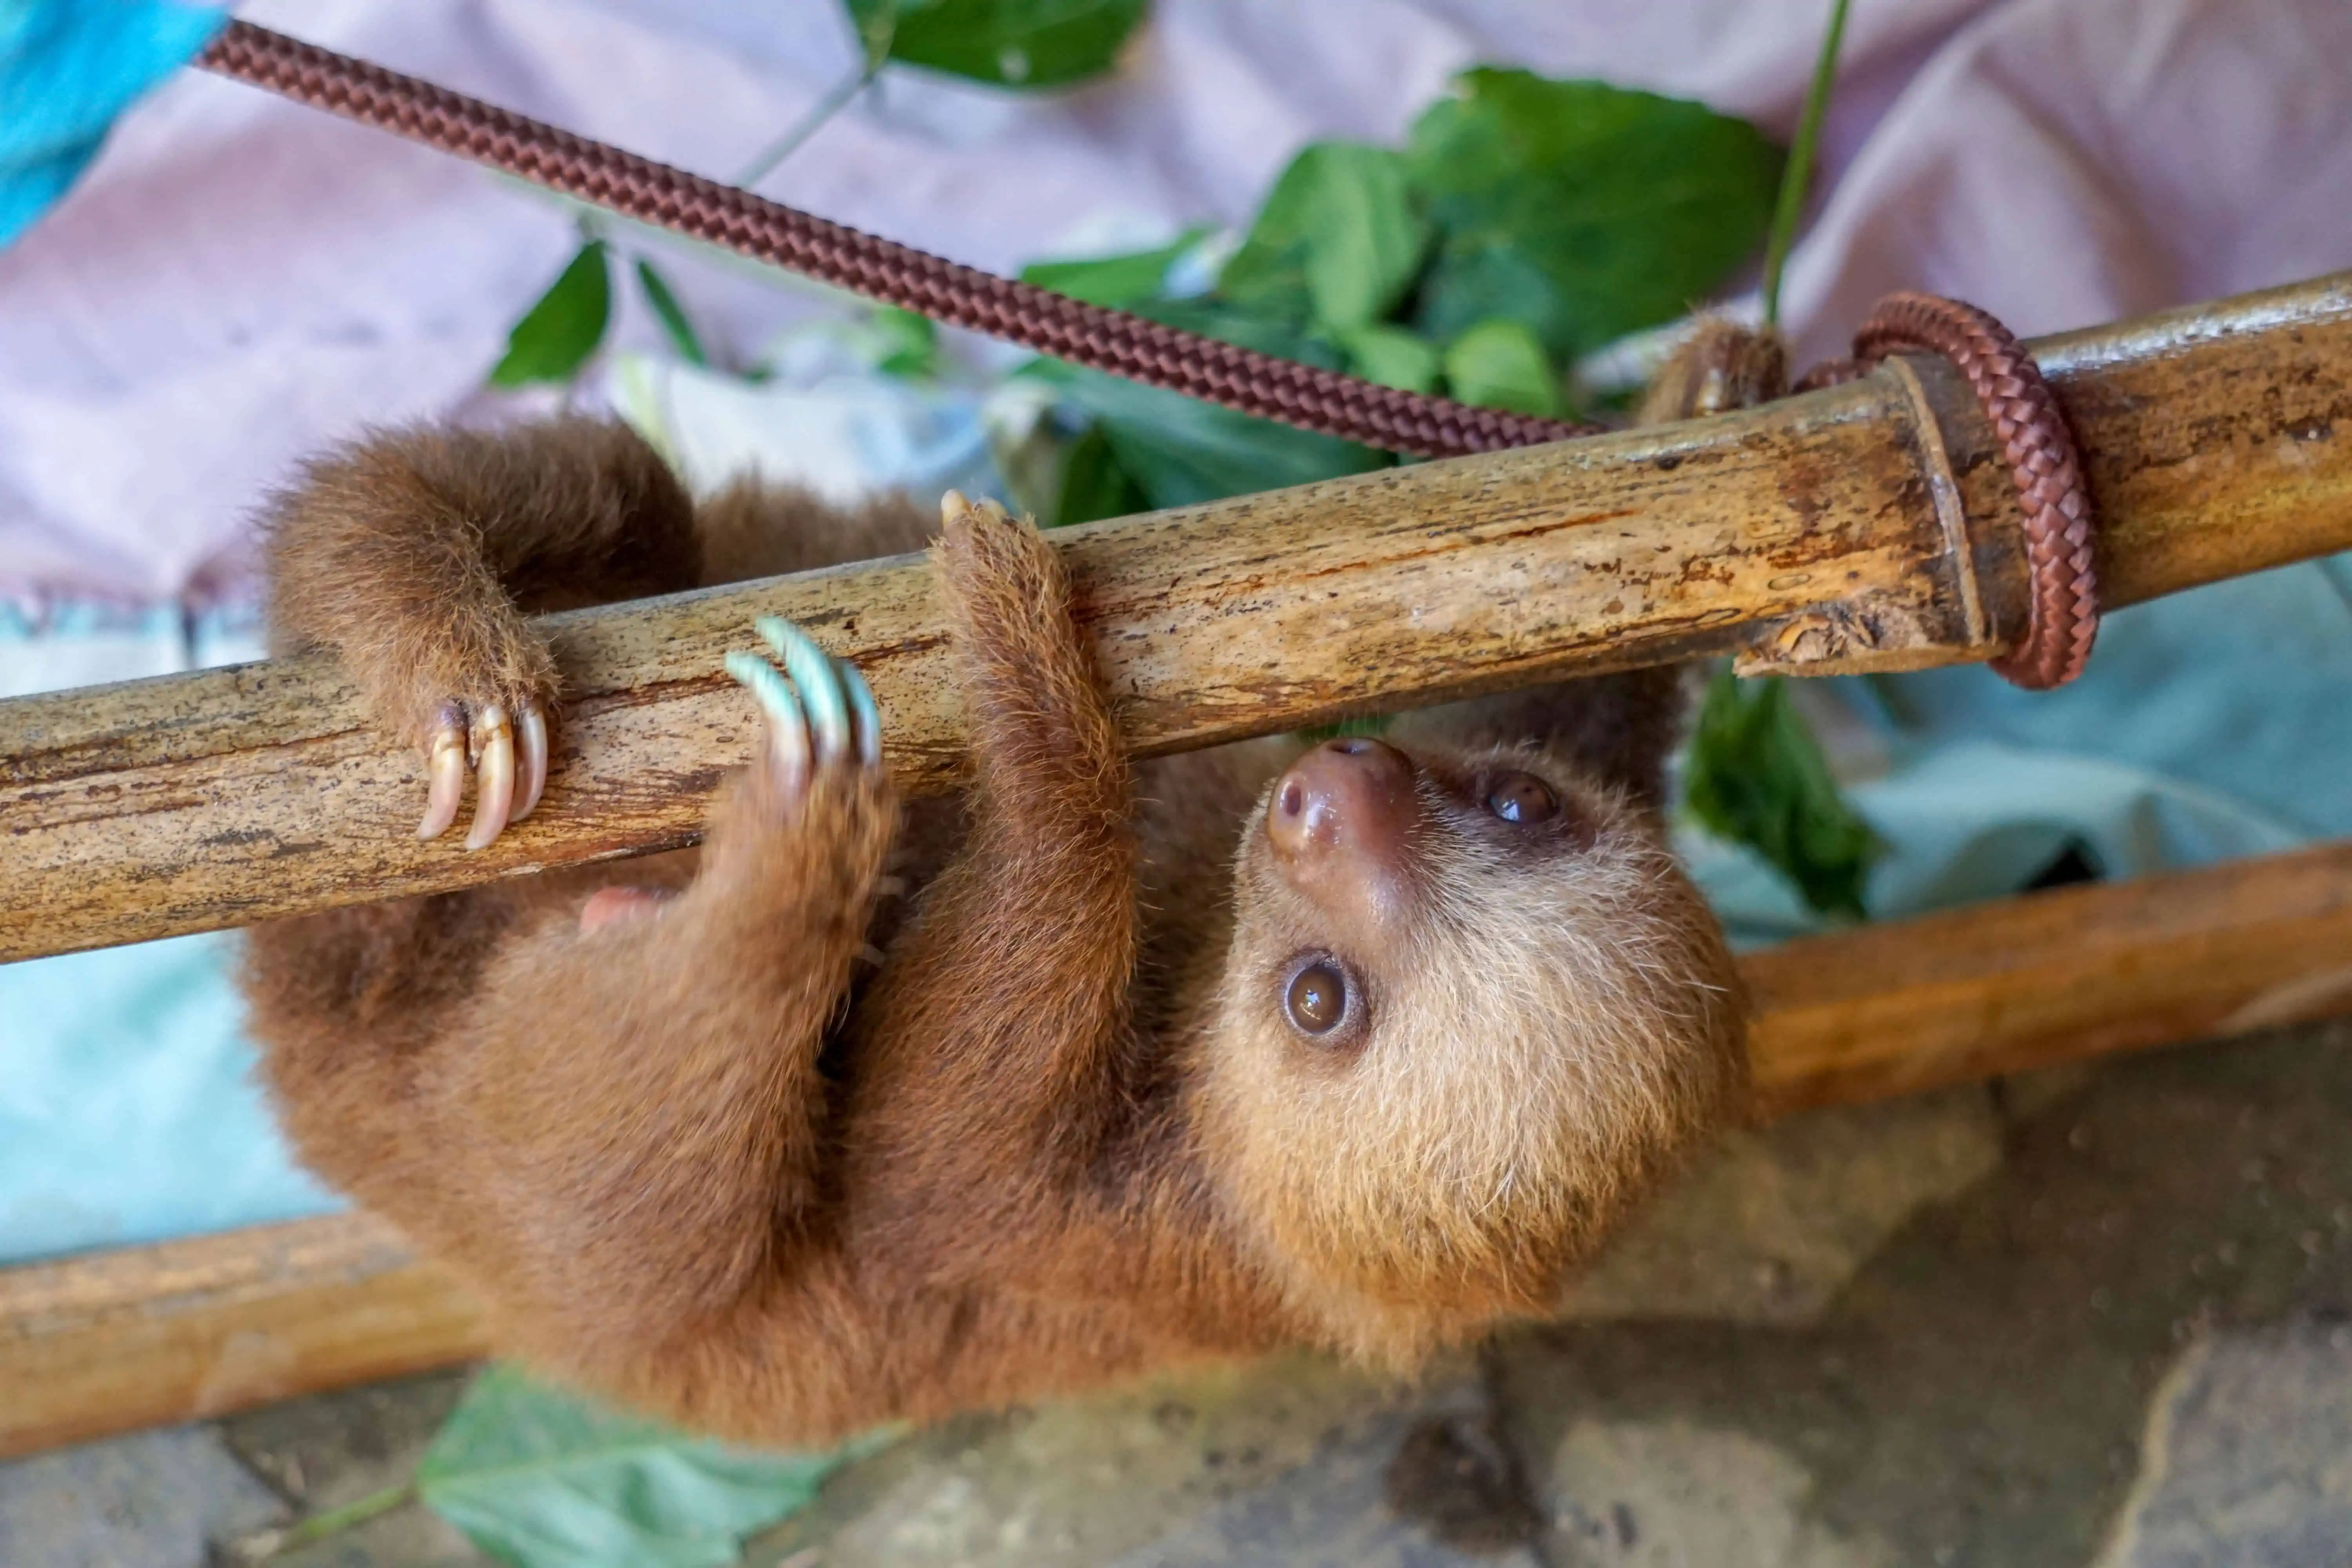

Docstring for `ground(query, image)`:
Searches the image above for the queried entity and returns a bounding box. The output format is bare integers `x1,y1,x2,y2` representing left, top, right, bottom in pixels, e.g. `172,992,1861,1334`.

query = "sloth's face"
1197,736,1747,1361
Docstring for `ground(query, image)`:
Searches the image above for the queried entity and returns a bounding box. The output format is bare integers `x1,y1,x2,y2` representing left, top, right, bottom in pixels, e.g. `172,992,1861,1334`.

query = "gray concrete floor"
8,1016,2352,1567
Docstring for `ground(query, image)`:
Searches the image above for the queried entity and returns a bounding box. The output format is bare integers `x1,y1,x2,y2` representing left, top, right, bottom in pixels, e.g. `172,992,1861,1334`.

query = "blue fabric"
0,934,341,1260
1681,555,2352,948
0,0,227,250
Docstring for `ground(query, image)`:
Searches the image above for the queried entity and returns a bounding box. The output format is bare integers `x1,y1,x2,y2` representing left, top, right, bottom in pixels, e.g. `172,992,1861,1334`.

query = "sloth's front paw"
724,616,883,812
412,683,552,851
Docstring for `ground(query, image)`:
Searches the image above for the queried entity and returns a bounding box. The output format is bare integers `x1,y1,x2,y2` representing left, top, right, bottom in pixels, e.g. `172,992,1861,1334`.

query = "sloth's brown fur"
241,330,1765,1447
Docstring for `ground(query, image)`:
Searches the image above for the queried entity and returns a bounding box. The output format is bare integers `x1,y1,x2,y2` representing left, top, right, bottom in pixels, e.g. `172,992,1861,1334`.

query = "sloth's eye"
1284,960,1350,1036
1485,771,1559,825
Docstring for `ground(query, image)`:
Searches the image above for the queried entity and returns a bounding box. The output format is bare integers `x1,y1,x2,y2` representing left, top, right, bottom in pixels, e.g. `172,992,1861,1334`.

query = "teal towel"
0,0,227,249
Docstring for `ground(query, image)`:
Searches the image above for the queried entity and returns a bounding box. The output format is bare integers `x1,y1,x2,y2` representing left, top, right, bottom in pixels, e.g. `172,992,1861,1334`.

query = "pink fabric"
0,0,2343,601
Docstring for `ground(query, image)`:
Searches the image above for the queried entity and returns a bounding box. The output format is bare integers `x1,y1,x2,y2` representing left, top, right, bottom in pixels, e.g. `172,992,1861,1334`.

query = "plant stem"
1762,0,1854,328
253,1481,417,1558
735,65,878,190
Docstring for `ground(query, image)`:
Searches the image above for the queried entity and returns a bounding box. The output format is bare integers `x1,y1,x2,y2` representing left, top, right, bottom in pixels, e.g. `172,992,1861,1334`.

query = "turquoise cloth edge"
0,0,228,250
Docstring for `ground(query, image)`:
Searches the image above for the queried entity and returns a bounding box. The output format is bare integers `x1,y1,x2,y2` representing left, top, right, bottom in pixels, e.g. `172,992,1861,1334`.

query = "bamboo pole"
2,274,2348,962
8,833,2352,1457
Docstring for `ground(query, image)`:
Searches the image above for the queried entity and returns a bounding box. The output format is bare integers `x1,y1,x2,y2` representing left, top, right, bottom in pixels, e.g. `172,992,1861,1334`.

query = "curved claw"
756,617,851,764
465,704,516,851
515,702,550,822
725,649,812,790
836,657,883,768
418,710,468,842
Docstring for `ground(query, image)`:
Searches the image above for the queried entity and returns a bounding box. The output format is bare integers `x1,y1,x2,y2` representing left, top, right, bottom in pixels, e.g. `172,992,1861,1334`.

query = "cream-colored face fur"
1194,741,1747,1362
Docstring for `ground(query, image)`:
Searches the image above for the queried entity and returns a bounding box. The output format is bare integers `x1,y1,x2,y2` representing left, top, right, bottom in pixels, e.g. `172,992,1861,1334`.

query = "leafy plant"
1442,318,1560,417
242,1367,871,1568
857,303,942,379
490,240,613,388
488,239,726,388
1049,422,1149,526
1339,323,1440,392
1218,143,1426,330
1031,298,1387,515
1019,225,1206,307
1406,71,1783,363
1019,67,1785,527
635,258,709,367
842,0,1148,87
494,1,1159,392
415,1367,856,1568
1683,669,1878,920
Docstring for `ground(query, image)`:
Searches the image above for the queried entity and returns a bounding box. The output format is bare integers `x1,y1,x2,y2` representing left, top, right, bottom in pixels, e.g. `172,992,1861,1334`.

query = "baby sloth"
242,337,1757,1446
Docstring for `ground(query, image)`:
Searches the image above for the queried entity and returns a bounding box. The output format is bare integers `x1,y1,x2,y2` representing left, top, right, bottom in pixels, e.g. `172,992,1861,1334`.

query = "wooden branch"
1745,840,2352,1113
9,837,2352,1456
0,1214,485,1458
4,274,2348,961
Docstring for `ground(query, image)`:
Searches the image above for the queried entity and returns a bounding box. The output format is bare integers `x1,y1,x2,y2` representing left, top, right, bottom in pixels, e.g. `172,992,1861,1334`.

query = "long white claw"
725,650,811,789
515,702,550,822
419,716,467,842
465,704,516,851
756,617,850,763
837,657,883,768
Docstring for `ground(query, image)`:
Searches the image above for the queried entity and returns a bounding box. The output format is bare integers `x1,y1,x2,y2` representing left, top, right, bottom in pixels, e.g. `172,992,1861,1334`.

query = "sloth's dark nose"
1266,738,1418,880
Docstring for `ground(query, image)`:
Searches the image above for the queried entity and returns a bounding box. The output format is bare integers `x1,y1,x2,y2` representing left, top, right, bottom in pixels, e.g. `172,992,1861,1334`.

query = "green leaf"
1049,423,1151,526
858,304,939,378
1020,226,1206,307
1441,318,1560,416
841,0,1148,87
1682,670,1878,920
1029,298,1389,508
1296,712,1394,744
1341,323,1442,393
1406,70,1783,361
1046,366,1389,508
633,258,708,367
1219,143,1429,331
846,0,899,70
417,1366,858,1568
490,241,613,388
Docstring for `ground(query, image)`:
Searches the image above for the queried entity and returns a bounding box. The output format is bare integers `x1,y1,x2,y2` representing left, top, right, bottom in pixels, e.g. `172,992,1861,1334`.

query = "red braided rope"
192,20,1595,461
1798,294,2099,688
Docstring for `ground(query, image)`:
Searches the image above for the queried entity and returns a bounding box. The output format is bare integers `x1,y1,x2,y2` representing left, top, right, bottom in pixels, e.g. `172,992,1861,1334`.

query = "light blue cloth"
1682,555,2352,948
0,0,227,249
0,934,339,1259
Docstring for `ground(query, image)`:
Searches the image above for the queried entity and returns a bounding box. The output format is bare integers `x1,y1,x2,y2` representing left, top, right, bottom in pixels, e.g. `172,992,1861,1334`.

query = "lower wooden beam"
7,838,2352,1458
0,1212,485,1459
1745,839,2352,1112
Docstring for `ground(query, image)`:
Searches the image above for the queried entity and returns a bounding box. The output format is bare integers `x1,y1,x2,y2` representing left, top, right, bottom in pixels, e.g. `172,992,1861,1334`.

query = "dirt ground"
8,1015,2352,1568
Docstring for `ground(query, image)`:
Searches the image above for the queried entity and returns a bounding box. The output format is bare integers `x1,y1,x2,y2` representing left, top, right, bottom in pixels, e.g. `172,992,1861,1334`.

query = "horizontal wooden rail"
3,274,2348,960
0,1213,486,1460
9,837,2352,1456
